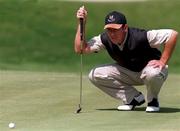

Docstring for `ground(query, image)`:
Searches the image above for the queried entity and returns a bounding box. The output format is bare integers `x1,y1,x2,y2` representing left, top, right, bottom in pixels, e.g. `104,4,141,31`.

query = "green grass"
0,0,179,73
0,70,180,131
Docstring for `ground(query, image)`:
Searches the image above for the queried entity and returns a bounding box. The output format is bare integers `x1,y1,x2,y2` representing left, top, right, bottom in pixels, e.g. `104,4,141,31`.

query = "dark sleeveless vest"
100,27,161,72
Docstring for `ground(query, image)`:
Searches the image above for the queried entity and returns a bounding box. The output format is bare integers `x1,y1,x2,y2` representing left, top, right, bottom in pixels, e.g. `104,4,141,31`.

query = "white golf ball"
8,122,15,129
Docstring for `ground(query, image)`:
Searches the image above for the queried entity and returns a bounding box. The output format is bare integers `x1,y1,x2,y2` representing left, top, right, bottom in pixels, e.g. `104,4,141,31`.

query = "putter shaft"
76,18,84,114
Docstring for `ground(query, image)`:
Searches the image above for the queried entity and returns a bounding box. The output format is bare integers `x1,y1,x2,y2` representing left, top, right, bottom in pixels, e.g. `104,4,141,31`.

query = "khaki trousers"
88,63,168,104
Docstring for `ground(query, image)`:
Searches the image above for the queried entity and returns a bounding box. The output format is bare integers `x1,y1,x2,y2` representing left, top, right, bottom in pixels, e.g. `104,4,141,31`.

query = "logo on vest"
108,15,115,23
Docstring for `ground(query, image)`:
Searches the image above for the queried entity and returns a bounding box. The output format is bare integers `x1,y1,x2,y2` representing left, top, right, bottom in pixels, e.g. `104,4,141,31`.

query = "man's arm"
147,30,178,69
74,6,91,54
160,30,178,65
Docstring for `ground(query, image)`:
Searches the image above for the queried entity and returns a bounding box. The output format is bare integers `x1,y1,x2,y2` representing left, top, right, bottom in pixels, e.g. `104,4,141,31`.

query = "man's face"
106,26,127,45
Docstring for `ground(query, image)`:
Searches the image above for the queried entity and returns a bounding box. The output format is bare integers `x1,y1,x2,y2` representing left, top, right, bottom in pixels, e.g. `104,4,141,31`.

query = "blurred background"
0,0,179,73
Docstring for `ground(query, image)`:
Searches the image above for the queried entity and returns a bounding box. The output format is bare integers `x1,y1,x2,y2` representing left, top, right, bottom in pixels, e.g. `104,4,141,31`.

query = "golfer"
74,6,178,112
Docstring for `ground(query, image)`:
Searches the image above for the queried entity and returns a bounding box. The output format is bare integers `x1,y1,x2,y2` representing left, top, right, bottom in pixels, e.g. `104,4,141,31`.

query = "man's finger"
80,5,84,9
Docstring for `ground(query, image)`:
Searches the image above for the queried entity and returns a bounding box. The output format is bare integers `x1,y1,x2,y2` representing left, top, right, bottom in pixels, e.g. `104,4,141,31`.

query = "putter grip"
80,18,83,41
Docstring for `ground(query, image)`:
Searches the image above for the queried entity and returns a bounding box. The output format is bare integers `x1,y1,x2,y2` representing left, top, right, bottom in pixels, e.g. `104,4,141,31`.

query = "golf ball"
8,122,15,129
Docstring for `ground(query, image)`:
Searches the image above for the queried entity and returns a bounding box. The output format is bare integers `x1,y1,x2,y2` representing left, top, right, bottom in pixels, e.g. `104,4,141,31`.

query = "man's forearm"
74,24,82,53
160,30,178,64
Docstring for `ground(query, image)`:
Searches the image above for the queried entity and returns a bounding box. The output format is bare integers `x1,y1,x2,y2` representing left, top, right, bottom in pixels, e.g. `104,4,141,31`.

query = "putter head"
76,108,82,114
75,104,82,114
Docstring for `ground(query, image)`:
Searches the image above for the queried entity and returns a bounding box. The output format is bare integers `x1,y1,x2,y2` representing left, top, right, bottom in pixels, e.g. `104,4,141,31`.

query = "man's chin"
112,42,119,45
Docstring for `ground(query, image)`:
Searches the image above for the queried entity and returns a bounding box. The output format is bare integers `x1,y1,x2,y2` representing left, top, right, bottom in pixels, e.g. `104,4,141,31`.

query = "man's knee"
141,66,168,83
145,68,160,81
88,67,109,83
88,69,95,82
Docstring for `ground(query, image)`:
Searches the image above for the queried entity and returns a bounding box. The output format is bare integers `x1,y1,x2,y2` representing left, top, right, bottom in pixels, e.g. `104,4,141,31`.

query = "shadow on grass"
159,107,180,113
96,107,180,113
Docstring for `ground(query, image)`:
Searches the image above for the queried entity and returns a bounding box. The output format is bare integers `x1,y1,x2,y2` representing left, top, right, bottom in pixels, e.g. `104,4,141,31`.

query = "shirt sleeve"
87,35,105,53
147,29,173,48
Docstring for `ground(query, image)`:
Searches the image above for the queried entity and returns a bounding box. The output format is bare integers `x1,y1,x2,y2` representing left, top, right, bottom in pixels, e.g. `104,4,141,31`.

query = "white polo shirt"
87,29,173,53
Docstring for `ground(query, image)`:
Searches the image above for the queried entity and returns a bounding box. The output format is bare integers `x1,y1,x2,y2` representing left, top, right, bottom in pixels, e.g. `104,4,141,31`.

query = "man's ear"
123,24,128,32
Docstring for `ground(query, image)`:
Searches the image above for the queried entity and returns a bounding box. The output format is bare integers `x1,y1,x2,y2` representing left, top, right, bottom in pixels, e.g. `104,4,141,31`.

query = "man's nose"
109,32,115,37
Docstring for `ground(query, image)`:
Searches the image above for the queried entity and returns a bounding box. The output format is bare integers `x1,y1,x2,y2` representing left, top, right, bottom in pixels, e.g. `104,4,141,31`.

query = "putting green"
0,70,180,131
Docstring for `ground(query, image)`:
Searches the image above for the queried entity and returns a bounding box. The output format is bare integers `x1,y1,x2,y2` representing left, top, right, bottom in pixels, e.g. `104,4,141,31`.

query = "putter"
76,18,83,114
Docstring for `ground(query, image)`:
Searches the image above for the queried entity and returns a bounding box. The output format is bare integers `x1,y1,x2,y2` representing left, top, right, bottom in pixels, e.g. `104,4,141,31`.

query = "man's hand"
76,6,87,23
147,60,165,71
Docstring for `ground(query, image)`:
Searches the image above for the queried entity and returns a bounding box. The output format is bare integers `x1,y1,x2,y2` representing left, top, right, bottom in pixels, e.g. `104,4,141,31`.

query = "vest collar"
117,30,128,51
